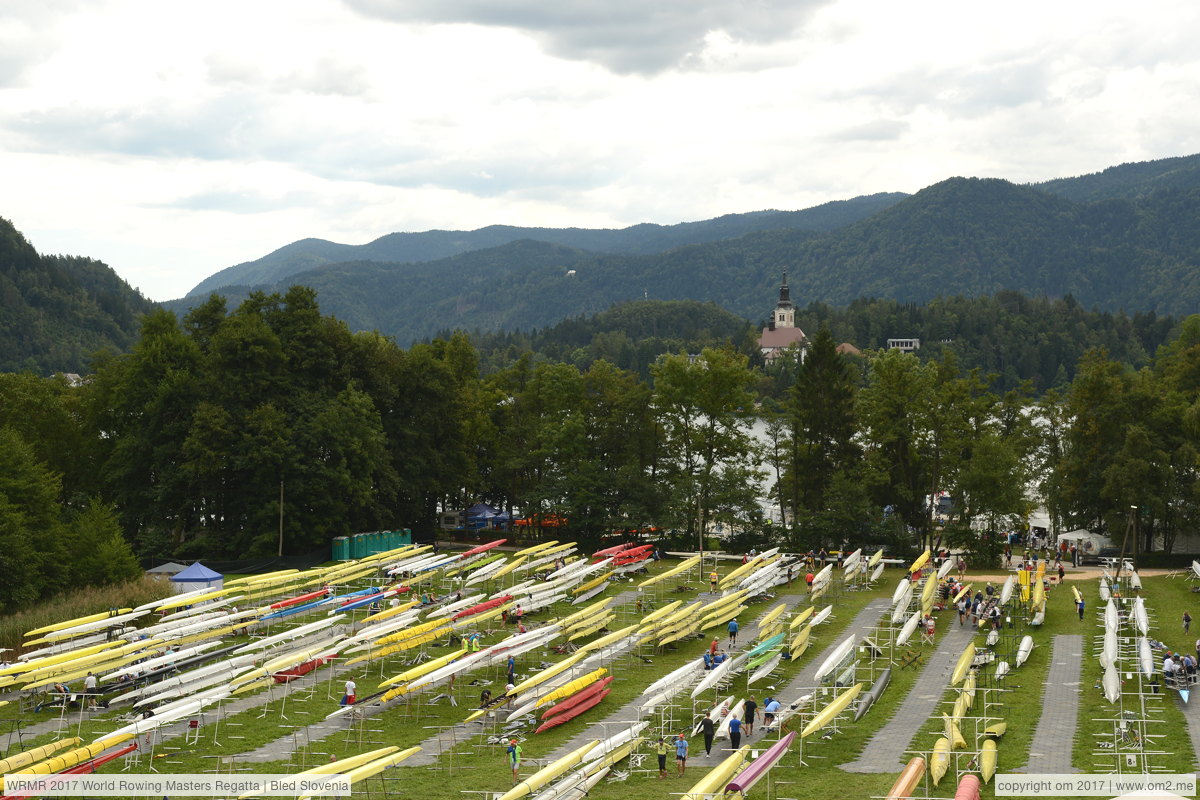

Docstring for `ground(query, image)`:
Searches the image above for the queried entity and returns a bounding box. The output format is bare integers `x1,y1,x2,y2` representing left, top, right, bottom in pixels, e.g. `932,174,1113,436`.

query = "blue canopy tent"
170,561,224,593
466,503,500,530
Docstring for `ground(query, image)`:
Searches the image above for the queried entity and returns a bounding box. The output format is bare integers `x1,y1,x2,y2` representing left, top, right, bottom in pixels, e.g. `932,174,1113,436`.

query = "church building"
758,273,808,362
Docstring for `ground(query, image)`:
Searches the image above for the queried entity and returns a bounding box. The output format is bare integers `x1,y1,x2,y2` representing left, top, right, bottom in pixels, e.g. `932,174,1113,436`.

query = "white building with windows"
887,338,921,353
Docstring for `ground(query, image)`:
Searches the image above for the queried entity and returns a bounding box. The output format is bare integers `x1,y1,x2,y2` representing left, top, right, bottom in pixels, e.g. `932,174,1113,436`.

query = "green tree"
782,327,859,549
858,350,934,546
67,498,141,586
651,348,762,550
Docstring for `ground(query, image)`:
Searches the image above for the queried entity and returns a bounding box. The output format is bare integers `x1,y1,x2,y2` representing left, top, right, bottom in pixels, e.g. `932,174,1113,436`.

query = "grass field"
0,556,1195,800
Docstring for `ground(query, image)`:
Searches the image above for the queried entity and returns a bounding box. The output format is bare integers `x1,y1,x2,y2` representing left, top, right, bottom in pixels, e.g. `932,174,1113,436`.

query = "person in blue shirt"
763,697,782,729
675,733,689,776
728,715,743,749
728,618,739,646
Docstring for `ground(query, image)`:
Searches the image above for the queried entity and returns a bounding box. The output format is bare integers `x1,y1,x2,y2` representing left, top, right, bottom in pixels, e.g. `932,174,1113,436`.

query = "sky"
3,1,1199,301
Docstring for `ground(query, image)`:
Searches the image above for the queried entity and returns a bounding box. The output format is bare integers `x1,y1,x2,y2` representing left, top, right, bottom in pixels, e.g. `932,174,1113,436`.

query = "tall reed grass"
0,577,174,653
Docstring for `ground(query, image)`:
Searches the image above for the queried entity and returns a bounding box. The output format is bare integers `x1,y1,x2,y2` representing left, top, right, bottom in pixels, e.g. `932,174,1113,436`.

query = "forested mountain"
464,300,761,379
185,193,908,297
1035,153,1200,203
465,294,1176,393
0,217,156,374
169,170,1200,345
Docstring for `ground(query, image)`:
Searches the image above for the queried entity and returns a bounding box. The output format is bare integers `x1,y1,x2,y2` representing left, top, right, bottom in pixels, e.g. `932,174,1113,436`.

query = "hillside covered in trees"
0,217,156,374
168,154,1200,346
462,293,1175,393
186,192,908,297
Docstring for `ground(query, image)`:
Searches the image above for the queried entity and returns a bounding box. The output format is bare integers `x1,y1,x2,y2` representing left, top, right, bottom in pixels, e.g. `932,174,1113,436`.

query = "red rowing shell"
452,594,513,620
534,688,611,733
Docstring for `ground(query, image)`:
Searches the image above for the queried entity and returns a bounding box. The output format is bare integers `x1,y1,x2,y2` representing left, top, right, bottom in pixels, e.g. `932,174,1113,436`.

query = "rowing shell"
800,682,862,738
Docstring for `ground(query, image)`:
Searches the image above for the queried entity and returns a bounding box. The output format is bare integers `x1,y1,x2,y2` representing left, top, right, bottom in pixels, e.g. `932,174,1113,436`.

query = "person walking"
675,733,689,777
710,570,719,593
83,672,98,709
656,737,670,778
1185,611,1192,633
743,696,758,735
701,712,715,756
341,678,356,706
728,715,742,750
507,739,522,785
1077,598,1085,620
728,618,739,647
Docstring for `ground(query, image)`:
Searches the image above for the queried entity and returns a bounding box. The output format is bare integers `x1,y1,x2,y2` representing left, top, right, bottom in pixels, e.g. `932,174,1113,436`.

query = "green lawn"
2,560,1196,799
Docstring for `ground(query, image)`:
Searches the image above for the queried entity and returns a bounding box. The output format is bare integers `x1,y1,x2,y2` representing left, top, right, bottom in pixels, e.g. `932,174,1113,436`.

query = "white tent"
1055,529,1112,557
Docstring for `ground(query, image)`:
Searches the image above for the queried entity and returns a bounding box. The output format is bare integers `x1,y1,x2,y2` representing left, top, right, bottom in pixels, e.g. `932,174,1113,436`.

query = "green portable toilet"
349,533,366,560
332,536,350,561
369,531,383,555
400,528,412,545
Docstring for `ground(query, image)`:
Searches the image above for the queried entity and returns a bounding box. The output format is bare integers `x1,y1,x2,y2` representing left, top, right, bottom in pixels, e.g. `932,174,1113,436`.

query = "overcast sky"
3,0,1199,301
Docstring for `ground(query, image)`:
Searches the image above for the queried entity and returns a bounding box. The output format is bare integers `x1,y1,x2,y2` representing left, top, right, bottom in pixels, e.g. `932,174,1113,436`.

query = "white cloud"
0,0,1198,300
341,0,832,74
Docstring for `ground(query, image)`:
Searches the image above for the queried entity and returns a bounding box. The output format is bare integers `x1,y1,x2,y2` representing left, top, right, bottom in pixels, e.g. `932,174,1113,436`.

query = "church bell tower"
774,273,795,329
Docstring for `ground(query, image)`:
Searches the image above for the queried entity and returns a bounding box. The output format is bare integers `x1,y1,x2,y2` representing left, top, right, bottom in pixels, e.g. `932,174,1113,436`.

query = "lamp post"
277,478,284,557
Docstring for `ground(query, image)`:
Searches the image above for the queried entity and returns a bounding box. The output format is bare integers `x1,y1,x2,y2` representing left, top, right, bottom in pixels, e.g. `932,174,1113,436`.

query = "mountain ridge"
165,165,1200,346
185,192,909,297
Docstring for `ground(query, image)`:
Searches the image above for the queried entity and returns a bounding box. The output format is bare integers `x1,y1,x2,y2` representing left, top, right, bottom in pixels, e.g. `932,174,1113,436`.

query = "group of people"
1162,649,1198,687
950,582,1005,629
702,648,730,670
655,694,787,778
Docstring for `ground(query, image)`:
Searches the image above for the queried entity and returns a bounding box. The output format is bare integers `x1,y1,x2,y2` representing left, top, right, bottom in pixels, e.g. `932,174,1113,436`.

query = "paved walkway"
841,612,976,773
1014,634,1083,774
2,660,356,749
533,591,808,765
1174,686,1200,765
772,600,893,695
670,596,895,764
236,586,652,767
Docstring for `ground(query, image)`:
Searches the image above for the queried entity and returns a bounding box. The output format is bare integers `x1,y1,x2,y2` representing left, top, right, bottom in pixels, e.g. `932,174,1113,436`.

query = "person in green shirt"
507,739,522,785
656,737,670,778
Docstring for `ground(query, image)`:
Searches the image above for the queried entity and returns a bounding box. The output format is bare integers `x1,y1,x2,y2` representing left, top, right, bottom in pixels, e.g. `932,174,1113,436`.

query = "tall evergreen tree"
782,327,859,549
